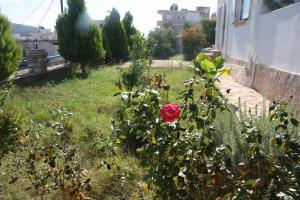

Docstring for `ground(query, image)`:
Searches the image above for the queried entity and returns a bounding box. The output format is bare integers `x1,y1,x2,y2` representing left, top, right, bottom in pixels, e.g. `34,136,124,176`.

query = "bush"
112,54,300,199
0,14,22,81
102,8,128,63
201,19,216,46
147,27,178,59
120,33,148,91
181,25,207,61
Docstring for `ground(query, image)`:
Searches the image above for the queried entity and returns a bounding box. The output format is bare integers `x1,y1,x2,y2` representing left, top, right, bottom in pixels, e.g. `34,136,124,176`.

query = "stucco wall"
256,3,300,74
219,0,253,62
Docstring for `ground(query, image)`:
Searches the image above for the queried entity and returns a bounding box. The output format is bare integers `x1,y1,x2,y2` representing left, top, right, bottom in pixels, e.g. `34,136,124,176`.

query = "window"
234,0,251,22
177,16,180,19
183,16,185,20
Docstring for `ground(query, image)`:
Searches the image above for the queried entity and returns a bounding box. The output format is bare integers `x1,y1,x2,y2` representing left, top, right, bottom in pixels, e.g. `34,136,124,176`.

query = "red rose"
160,104,180,122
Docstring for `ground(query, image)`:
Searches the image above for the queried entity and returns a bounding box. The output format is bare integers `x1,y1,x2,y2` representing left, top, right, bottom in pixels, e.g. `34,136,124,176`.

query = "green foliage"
102,8,129,63
264,0,295,10
0,14,22,81
112,55,300,199
55,0,104,73
9,107,92,199
201,19,216,46
122,11,137,52
120,33,148,91
194,53,224,77
181,25,207,61
0,83,23,160
147,27,178,59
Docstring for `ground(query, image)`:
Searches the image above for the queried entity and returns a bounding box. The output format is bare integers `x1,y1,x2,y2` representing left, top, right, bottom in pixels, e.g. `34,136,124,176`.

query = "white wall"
219,0,253,61
256,3,300,74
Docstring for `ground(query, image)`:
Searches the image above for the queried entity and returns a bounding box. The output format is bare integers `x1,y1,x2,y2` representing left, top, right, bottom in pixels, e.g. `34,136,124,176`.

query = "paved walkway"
120,59,192,68
217,76,270,116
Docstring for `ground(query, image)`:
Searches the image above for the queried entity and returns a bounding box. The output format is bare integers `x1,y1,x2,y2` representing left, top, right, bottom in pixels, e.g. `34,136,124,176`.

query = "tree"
102,8,128,63
122,11,137,51
181,25,207,60
55,0,104,74
147,27,178,59
201,19,216,46
0,14,21,81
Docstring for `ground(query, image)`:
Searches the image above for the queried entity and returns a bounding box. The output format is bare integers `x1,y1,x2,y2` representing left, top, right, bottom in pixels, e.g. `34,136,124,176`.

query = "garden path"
217,76,271,116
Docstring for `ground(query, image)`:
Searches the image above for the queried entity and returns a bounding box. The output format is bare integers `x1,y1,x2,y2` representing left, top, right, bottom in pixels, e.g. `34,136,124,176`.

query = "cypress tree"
55,0,104,74
0,14,21,81
122,11,137,51
102,8,128,63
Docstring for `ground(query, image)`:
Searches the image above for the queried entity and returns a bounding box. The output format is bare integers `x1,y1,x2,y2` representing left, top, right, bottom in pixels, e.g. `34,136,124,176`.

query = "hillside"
12,23,39,36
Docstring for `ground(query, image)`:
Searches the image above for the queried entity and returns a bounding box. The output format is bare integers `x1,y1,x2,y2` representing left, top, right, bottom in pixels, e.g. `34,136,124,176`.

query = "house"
215,0,300,110
93,20,105,29
157,3,210,31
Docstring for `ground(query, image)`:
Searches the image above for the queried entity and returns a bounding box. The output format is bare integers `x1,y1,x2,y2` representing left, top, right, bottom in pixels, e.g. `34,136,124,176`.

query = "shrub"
119,33,148,91
0,14,22,81
112,54,300,199
102,8,128,63
147,27,178,59
201,19,216,46
55,0,104,75
181,25,207,61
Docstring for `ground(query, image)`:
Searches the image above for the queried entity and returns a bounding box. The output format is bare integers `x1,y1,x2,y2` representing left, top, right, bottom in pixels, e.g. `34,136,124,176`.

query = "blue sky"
0,0,217,34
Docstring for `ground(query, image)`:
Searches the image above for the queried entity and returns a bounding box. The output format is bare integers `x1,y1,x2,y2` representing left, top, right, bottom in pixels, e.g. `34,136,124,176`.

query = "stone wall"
226,57,300,112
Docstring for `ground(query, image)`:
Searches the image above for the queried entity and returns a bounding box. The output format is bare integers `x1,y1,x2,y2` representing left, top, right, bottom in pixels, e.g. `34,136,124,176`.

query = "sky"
0,0,217,34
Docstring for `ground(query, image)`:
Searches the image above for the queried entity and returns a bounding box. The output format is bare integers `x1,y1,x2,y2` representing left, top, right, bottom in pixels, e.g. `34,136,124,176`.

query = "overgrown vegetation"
111,54,300,199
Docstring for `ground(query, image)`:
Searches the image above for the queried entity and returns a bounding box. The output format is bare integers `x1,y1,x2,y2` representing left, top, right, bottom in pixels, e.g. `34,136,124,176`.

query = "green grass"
0,65,195,199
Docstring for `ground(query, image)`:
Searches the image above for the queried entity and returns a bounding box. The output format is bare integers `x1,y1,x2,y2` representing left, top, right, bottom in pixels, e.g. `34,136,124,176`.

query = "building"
93,20,105,29
14,26,58,57
215,0,300,110
157,3,210,30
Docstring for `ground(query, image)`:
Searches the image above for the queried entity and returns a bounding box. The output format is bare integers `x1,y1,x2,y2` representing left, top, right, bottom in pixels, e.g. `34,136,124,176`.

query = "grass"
0,65,195,199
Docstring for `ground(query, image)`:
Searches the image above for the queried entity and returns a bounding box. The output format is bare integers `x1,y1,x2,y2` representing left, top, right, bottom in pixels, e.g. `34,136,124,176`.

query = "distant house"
14,26,58,57
157,3,210,31
93,20,105,29
215,0,300,110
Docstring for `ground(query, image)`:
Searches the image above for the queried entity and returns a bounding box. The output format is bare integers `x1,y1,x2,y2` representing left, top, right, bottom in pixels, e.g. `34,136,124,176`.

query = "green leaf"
290,118,299,127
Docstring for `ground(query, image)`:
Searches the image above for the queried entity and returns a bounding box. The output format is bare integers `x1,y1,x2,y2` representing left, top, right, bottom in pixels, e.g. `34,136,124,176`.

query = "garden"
1,0,300,199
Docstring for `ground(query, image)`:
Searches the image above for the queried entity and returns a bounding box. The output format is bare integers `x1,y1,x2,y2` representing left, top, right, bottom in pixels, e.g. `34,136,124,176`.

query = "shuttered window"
241,0,250,20
234,0,251,21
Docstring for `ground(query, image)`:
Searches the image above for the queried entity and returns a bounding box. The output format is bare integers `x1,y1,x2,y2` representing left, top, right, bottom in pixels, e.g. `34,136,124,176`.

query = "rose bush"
111,55,300,199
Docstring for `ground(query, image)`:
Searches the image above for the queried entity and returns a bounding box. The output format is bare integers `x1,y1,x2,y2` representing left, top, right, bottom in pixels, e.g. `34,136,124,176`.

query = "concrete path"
120,59,192,68
217,76,271,116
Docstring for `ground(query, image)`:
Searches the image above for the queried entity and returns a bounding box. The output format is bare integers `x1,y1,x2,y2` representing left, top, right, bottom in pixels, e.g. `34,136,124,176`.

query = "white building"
215,0,300,110
157,3,210,30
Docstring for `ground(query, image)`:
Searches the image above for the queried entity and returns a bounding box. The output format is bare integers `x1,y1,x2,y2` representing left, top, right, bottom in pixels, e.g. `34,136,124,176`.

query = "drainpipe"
249,0,262,87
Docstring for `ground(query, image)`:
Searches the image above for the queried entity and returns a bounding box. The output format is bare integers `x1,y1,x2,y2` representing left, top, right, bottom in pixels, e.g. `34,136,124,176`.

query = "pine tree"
102,8,128,63
55,0,104,74
122,11,137,51
0,14,21,81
